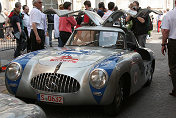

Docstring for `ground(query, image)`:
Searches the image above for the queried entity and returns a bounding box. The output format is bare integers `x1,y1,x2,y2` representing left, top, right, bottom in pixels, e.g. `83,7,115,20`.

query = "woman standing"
59,2,77,46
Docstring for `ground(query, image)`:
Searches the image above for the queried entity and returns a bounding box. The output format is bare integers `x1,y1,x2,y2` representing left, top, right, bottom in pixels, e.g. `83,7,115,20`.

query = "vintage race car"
5,10,156,115
0,93,46,118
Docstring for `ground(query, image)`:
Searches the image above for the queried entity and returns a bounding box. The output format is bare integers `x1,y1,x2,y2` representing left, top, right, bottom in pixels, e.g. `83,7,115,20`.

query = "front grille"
31,73,80,93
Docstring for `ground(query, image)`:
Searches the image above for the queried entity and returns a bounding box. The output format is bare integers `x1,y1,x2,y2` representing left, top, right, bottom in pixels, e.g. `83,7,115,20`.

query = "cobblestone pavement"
0,31,176,118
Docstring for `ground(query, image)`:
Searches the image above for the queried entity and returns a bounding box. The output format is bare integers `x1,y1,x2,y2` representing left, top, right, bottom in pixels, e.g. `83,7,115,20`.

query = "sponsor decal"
50,56,78,63
58,49,95,56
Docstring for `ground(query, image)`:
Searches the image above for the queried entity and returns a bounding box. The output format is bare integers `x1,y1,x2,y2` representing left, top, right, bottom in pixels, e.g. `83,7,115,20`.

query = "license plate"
37,94,63,104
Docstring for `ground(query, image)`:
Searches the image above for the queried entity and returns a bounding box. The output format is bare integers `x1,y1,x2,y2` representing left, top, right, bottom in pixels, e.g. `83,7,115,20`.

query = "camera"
132,6,137,10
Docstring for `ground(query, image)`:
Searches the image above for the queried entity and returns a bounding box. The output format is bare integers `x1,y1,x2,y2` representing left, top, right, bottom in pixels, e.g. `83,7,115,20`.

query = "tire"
105,78,129,116
16,97,35,104
145,64,154,86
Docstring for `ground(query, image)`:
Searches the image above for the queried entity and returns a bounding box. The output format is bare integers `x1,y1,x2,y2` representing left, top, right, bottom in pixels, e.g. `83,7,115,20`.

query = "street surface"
0,31,176,118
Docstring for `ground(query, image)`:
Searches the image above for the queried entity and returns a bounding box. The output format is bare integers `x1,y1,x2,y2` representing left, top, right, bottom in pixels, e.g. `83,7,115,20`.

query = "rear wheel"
105,78,130,116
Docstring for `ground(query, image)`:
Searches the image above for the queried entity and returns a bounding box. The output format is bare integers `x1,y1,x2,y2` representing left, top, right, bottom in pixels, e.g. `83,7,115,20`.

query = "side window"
116,32,125,49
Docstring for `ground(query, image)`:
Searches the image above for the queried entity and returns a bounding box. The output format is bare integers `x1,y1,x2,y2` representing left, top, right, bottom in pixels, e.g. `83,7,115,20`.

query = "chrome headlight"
90,69,108,89
5,62,22,81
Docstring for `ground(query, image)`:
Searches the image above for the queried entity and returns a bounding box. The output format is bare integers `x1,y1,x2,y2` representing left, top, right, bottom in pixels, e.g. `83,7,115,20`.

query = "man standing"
54,4,64,47
22,5,30,52
157,11,162,33
59,2,76,46
97,2,105,17
47,14,54,47
83,1,94,25
161,7,176,97
11,2,22,58
126,1,149,47
8,2,24,30
102,2,115,21
30,0,45,51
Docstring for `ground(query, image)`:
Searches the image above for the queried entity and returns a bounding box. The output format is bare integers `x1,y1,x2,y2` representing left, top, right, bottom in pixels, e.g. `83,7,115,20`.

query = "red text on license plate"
39,94,63,104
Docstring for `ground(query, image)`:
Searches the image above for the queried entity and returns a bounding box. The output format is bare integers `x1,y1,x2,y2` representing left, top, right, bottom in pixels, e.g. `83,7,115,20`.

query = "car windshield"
68,30,124,49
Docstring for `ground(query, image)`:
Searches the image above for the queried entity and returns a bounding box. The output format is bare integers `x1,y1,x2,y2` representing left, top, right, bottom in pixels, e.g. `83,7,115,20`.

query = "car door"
102,9,162,27
43,9,104,26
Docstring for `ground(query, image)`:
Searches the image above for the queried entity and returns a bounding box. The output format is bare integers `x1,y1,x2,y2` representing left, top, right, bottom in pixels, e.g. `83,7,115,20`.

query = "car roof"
75,26,125,33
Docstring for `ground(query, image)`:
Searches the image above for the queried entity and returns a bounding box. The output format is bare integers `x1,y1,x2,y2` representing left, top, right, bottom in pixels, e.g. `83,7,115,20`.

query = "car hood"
35,46,124,68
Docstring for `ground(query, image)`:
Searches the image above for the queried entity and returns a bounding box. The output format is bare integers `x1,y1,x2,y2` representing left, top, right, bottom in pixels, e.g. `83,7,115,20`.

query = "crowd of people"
6,0,118,58
2,0,170,58
1,0,176,97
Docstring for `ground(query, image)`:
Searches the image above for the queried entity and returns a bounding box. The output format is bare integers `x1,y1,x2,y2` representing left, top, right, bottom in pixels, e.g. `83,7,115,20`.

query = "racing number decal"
50,56,79,63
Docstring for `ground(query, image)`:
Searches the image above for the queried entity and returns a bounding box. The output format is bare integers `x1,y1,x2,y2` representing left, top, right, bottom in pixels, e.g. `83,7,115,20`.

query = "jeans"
135,34,147,47
60,31,71,46
24,27,31,52
58,37,63,47
168,39,176,93
14,38,22,58
48,24,54,47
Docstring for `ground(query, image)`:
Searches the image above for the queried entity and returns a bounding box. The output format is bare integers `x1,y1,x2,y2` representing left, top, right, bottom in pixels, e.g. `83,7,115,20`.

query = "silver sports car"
5,10,155,115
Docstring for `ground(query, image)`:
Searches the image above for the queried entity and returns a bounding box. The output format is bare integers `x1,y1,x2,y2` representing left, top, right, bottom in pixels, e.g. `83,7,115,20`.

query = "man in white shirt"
54,14,63,47
54,4,64,47
22,5,30,52
30,0,44,51
102,2,115,21
161,7,176,97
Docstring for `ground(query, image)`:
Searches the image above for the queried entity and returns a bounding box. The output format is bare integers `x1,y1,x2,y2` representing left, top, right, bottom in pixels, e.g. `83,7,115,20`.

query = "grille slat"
31,73,80,93
64,76,68,93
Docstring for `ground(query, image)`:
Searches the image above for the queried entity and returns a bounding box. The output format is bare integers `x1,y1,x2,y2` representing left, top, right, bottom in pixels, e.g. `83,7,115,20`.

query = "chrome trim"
5,62,23,81
54,62,63,73
31,73,80,93
89,68,109,89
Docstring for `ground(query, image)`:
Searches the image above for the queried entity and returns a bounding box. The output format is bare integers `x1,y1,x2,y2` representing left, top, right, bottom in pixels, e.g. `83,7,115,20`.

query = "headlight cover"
5,62,22,81
90,69,108,89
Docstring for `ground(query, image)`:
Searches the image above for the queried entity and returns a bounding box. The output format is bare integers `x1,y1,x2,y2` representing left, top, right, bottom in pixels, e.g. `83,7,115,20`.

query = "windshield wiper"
84,40,98,46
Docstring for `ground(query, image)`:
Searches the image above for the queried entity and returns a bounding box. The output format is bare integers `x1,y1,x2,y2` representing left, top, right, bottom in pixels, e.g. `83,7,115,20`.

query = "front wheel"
105,78,129,116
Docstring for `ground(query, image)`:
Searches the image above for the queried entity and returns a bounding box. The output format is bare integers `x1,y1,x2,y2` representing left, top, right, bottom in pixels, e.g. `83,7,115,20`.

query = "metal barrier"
0,26,16,71
0,26,16,51
0,25,59,72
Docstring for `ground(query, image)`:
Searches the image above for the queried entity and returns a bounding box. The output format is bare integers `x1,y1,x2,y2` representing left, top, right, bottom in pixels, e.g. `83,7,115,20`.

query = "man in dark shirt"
97,2,105,17
8,2,24,30
126,1,149,47
11,2,23,58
